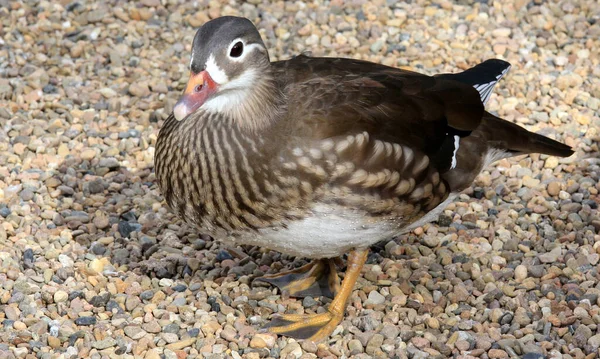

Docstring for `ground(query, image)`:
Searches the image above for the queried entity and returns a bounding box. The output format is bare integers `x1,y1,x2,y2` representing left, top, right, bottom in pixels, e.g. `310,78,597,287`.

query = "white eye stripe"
226,38,263,62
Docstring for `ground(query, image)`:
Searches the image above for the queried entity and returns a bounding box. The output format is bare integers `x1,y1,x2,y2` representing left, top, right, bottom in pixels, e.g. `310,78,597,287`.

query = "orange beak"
173,70,218,121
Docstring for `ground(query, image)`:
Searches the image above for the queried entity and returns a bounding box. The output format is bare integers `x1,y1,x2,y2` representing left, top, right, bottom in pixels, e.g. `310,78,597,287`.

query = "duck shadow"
24,133,600,292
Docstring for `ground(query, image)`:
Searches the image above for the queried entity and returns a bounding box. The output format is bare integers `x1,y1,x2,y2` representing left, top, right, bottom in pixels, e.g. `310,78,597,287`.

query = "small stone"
129,82,151,97
514,265,527,281
366,334,384,355
54,290,68,303
124,326,146,340
423,235,440,247
426,317,440,329
589,333,600,350
547,182,560,196
89,258,107,274
145,349,161,359
89,293,110,307
348,339,364,354
539,246,561,263
141,0,160,6
20,188,34,201
142,320,161,333
48,336,61,349
80,149,97,160
280,342,302,358
250,333,276,349
492,28,511,37
554,56,568,66
523,354,544,359
488,349,508,358
364,290,386,305
93,338,117,349
220,327,237,341
301,340,317,353
75,316,97,326
165,338,196,350
455,340,470,351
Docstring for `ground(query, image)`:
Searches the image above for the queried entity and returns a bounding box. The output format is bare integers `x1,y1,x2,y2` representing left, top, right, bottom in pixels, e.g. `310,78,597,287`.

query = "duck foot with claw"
255,258,342,299
262,248,368,341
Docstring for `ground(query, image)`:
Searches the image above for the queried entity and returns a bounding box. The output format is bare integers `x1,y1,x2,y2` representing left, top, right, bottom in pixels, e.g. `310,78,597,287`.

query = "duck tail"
479,113,574,157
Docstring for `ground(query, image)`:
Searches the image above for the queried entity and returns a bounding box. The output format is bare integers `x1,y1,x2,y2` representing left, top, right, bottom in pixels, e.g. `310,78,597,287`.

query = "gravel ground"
1,0,600,358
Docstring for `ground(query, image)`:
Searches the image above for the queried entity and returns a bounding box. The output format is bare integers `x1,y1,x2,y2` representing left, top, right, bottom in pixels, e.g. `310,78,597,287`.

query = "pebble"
93,338,117,350
488,349,508,358
54,290,68,303
75,316,97,326
280,342,303,358
364,290,386,305
514,265,528,281
348,339,364,354
165,338,196,350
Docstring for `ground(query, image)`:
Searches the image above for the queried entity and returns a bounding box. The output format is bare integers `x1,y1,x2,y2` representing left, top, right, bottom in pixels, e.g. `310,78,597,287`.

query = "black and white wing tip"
438,59,512,106
472,61,511,105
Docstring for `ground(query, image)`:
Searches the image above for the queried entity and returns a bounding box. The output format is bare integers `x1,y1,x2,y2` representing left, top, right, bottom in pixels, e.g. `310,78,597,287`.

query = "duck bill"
173,70,218,121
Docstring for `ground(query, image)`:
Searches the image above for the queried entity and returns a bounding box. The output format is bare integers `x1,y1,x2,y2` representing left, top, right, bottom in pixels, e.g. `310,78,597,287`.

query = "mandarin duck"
155,16,574,342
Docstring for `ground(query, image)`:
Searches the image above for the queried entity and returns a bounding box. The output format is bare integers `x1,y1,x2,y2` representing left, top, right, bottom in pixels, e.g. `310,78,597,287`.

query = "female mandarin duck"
155,16,573,342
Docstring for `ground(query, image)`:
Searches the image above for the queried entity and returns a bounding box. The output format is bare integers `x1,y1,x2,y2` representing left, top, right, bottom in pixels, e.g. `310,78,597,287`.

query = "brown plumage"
155,16,574,341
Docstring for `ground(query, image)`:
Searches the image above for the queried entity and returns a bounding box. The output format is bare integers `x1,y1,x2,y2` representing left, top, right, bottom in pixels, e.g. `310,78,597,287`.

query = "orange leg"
255,258,341,299
263,248,369,342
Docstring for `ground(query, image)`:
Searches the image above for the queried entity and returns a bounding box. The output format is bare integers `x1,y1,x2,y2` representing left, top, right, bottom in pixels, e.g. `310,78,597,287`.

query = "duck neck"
202,67,285,133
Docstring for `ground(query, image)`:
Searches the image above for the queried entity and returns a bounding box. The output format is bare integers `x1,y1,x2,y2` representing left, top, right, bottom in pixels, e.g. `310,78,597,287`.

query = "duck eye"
230,42,243,58
194,84,203,92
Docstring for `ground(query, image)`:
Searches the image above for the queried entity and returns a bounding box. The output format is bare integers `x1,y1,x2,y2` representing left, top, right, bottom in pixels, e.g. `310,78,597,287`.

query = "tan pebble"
138,8,152,21
89,258,107,274
250,336,267,349
144,348,160,359
80,149,96,160
522,175,540,188
424,6,437,16
113,8,129,22
250,333,276,349
57,144,69,157
455,340,470,351
54,290,68,303
488,349,508,358
165,338,196,350
48,336,61,349
492,28,511,37
24,89,42,103
547,182,560,196
426,317,440,329
493,44,507,55
13,143,26,155
514,265,527,282
70,44,84,58
545,156,559,169
114,278,127,293
128,82,151,97
13,321,26,330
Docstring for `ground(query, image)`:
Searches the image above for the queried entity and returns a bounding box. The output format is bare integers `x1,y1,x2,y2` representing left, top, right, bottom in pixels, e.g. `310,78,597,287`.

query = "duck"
155,16,574,342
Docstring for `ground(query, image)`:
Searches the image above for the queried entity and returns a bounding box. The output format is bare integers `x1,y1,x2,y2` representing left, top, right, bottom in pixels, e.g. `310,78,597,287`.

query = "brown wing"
272,55,485,174
266,56,487,215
